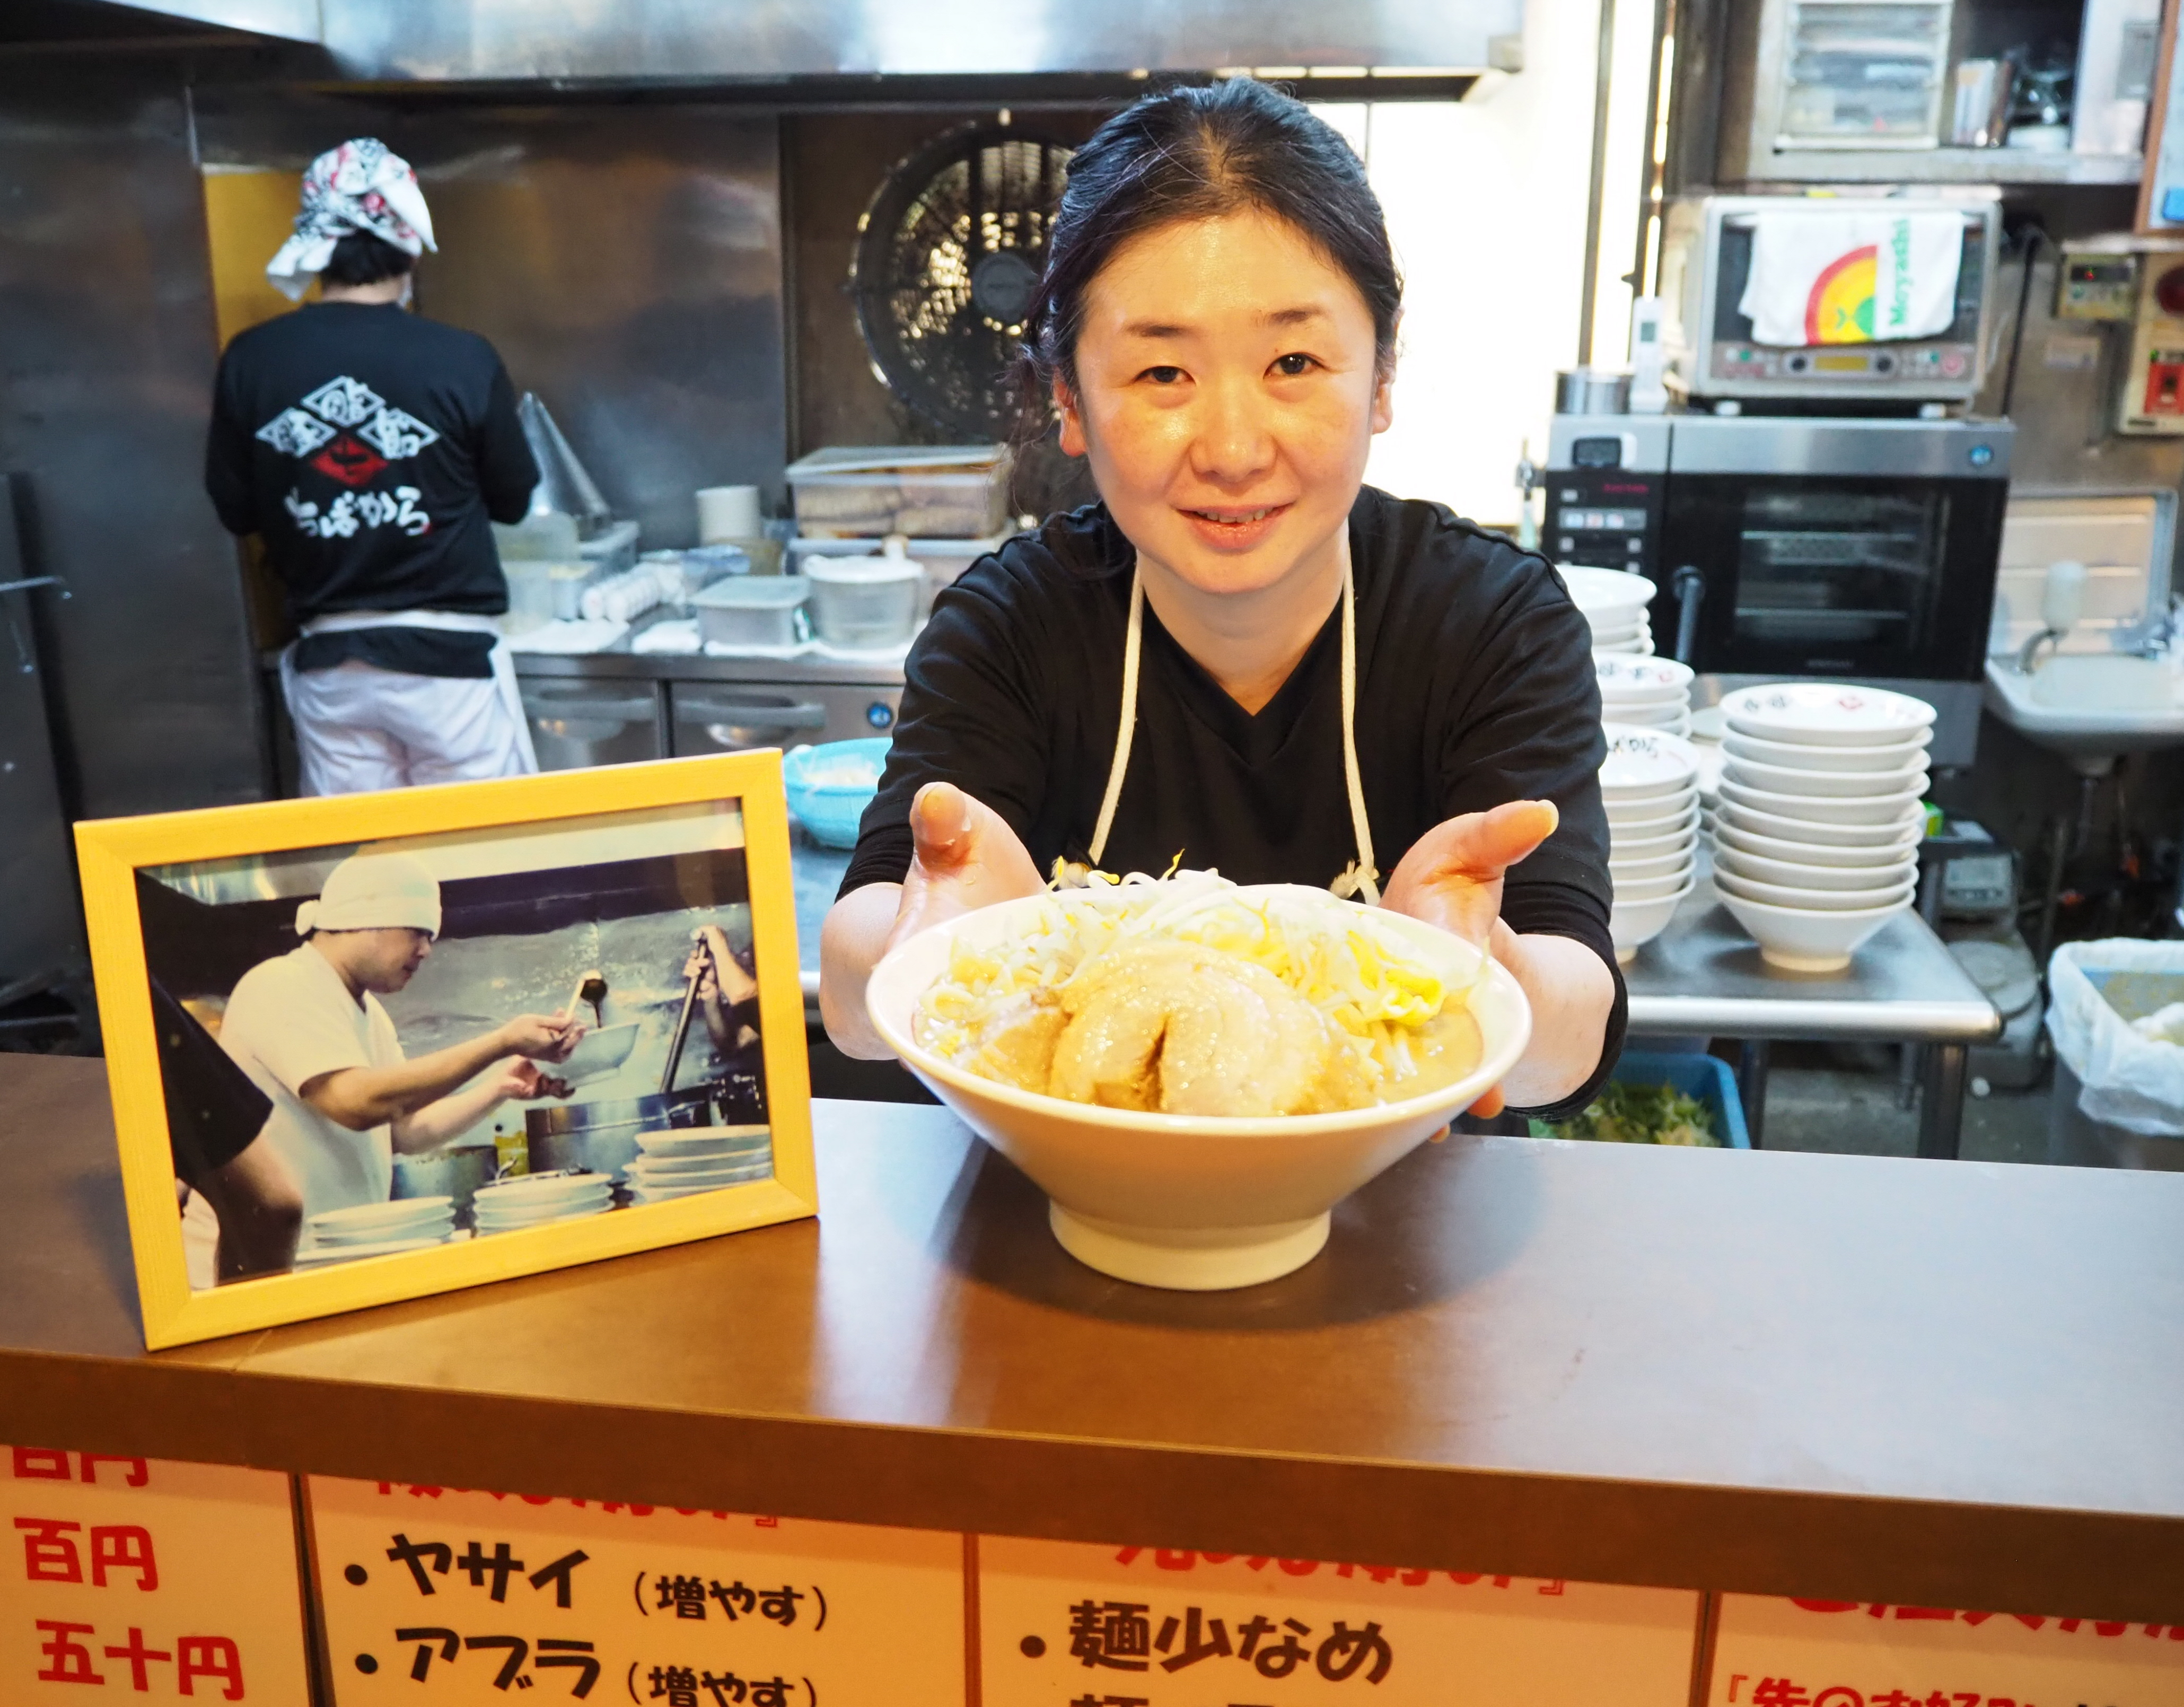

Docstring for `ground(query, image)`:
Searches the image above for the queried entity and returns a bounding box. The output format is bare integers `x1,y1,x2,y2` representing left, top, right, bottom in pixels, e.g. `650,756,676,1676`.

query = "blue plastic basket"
783,737,891,849
1604,1048,1752,1148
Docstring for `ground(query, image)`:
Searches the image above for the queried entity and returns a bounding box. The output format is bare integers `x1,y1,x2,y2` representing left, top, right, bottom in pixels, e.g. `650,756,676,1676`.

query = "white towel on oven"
1739,211,1963,346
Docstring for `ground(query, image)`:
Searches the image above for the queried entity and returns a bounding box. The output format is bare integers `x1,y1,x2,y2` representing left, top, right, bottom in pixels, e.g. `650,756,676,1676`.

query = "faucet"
2015,559,2085,675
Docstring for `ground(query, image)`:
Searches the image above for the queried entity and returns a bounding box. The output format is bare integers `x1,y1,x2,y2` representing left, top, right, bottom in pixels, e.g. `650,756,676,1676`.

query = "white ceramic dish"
1612,866,1696,901
1561,565,1659,617
1593,636,1655,656
866,884,1531,1292
1606,795,1700,835
546,1020,643,1085
1593,654,1692,699
1712,817,1924,868
1609,824,1698,861
630,1143,769,1176
1609,876,1696,962
1712,845,1919,892
627,1153,768,1183
1717,889,1911,973
1715,797,1925,848
1717,777,1926,827
633,1124,771,1159
1609,847,1697,882
1600,725,1699,797
1724,754,1929,799
631,1169,769,1205
310,1211,455,1249
475,1201,614,1234
1714,864,1918,913
1721,682,1937,747
307,1196,453,1238
1720,729,1931,773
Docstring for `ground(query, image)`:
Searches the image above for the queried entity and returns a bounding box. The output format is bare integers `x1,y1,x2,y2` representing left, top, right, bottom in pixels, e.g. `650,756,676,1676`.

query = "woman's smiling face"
1056,208,1394,599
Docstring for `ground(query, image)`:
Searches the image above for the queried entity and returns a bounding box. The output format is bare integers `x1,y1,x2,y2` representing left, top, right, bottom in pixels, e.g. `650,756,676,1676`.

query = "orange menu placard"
978,1536,1701,1705
308,1476,966,1705
1707,1593,2184,1706
1,1442,311,1702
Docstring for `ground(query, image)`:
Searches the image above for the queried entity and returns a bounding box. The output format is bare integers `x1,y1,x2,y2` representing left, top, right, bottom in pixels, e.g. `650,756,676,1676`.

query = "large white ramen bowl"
866,885,1532,1292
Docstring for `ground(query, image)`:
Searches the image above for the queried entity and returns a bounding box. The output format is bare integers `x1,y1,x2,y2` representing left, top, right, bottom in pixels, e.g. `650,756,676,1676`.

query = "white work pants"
285,659,536,795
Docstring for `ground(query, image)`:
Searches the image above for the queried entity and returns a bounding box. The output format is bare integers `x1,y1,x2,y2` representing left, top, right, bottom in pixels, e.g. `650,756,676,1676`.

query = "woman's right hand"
883,782,1046,954
819,782,1043,1059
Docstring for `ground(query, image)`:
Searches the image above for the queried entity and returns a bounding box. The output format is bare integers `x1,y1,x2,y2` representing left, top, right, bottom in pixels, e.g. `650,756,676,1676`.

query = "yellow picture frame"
75,751,817,1350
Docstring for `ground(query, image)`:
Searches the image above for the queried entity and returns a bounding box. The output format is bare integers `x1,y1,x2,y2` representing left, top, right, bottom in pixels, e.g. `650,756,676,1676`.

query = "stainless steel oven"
1544,414,2014,765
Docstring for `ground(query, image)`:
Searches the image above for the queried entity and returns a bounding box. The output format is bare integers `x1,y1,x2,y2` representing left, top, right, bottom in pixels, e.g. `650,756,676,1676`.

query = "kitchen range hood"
83,0,1524,83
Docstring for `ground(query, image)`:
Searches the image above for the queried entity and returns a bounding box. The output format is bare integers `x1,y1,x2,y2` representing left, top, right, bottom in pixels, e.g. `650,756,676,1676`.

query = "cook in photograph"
135,800,776,1288
822,79,1621,1118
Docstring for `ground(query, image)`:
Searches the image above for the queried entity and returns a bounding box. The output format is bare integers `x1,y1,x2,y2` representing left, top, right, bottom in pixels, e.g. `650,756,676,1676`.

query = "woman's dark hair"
1018,78,1401,433
320,230,415,287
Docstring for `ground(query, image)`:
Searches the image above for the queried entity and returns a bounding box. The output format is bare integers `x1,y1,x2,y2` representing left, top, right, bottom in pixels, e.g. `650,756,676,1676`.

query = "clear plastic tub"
802,552,923,648
786,445,1012,539
691,576,810,650
789,533,1007,621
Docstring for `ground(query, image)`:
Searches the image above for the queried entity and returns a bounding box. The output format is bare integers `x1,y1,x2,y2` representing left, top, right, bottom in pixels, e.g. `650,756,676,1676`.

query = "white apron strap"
1088,558,1379,903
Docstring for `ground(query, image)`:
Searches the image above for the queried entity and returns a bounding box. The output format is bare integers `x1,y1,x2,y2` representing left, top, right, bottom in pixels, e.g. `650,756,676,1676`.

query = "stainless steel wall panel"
0,71,268,819
310,0,1524,83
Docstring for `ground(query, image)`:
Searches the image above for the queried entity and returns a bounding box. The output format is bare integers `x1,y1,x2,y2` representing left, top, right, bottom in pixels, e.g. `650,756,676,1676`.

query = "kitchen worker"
204,138,542,795
822,80,1621,1119
686,924,764,1065
218,853,581,1220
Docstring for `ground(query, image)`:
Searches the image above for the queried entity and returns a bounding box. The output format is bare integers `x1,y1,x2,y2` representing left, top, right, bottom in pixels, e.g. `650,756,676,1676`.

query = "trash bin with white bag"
2045,938,2184,1170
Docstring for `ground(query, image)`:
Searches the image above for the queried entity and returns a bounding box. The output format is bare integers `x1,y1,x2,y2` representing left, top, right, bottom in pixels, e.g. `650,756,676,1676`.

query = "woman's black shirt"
840,486,1626,1117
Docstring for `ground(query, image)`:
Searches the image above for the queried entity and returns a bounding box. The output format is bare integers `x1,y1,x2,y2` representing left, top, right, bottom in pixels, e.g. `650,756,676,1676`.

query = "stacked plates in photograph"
628,1125,773,1205
1601,723,1700,962
471,1171,615,1235
296,1196,457,1264
1563,565,1656,656
1594,654,1691,736
1711,684,1935,972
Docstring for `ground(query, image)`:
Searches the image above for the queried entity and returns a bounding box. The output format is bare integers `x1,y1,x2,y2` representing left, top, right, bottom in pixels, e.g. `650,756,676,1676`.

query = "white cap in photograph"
295,852,443,938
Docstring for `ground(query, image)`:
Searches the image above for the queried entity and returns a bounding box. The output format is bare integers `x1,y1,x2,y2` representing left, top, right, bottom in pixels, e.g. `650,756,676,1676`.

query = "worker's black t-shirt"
205,301,539,678
149,978,272,1190
840,486,1627,1119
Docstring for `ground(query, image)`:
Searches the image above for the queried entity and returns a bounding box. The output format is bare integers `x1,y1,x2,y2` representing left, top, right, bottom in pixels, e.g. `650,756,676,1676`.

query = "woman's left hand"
1383,799,1609,1118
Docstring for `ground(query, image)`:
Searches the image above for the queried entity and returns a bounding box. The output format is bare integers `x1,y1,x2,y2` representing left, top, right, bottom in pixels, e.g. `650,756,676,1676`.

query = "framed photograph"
75,752,815,1350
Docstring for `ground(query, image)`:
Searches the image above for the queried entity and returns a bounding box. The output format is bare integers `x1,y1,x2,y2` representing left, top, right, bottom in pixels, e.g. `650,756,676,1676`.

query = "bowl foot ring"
1048,1203,1331,1291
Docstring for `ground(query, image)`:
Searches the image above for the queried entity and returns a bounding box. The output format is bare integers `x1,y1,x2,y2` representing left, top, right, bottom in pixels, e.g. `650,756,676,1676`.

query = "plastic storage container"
802,549,924,648
1531,1048,1752,1148
783,737,892,849
691,576,810,650
790,533,1007,621
2045,939,2184,1169
786,445,1013,539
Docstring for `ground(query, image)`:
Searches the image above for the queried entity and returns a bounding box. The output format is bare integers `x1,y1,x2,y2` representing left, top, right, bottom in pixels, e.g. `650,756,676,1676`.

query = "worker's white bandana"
265,138,437,302
296,853,443,938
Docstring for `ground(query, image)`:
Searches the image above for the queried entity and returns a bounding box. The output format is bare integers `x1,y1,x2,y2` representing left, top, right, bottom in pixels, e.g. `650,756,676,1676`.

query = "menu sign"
1708,1594,2184,1706
308,1477,966,1704
3,1443,311,1702
978,1537,1701,1705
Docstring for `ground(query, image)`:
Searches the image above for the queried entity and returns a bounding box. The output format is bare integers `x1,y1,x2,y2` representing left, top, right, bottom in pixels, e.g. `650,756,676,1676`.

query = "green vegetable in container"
1528,1080,1720,1147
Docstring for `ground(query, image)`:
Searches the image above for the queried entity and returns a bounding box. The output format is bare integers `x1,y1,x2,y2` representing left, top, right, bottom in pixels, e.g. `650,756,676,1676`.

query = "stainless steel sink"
1983,654,2184,774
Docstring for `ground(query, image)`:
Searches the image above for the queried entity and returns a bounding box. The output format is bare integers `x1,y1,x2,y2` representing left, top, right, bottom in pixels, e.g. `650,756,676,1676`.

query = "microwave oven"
1657,190,2003,404
1543,413,2014,766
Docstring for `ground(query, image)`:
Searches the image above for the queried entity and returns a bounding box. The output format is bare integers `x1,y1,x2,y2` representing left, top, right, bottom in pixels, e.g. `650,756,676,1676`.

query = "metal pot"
525,1087,715,1180
1556,366,1633,416
391,1145,496,1213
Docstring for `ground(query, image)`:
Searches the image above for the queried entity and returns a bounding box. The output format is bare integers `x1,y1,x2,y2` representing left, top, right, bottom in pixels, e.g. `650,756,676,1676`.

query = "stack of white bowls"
628,1125,773,1205
471,1171,615,1236
1710,684,1934,972
1601,723,1701,962
1594,654,1692,736
1563,565,1656,655
295,1196,457,1265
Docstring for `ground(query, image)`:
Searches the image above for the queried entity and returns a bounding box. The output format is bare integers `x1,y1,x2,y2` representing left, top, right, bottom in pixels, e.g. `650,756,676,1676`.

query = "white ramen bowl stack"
1563,565,1657,656
1601,723,1701,963
294,1196,458,1265
1711,683,1935,972
1594,654,1692,736
470,1171,615,1235
627,1125,774,1204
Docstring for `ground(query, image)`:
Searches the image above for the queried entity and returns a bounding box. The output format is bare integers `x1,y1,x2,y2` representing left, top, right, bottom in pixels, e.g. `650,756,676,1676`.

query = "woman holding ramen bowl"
821,78,1620,1122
